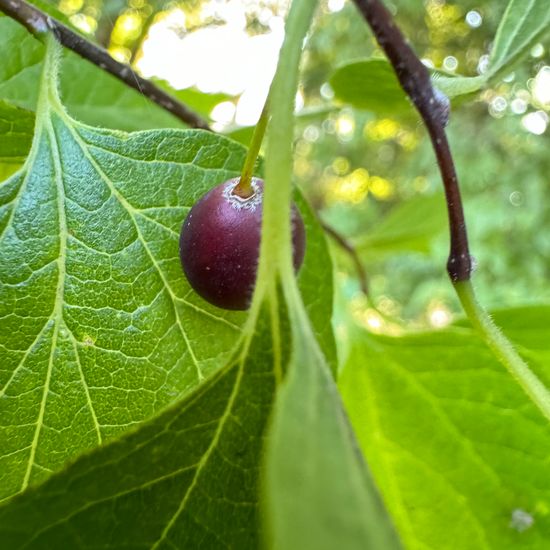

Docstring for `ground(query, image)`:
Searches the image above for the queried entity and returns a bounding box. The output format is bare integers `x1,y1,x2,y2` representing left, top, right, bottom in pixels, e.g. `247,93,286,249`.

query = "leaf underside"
0,103,335,502
340,307,550,550
0,306,281,549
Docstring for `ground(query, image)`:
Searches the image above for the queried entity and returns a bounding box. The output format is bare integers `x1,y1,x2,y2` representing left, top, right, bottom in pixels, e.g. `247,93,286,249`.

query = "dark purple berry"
179,177,306,310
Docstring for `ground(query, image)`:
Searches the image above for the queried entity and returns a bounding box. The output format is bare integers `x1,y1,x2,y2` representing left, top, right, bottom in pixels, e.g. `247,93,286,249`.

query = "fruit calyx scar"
223,177,263,211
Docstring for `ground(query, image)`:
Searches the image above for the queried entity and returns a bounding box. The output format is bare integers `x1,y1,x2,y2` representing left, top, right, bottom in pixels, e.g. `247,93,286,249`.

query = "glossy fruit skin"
179,177,306,310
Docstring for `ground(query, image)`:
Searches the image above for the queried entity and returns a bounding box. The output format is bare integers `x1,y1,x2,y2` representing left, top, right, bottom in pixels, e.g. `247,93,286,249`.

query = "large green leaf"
340,306,550,549
0,298,372,549
0,52,335,503
0,306,281,548
0,100,34,162
488,0,550,77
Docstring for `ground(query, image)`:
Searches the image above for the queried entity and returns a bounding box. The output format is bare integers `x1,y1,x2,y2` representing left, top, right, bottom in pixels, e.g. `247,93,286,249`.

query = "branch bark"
352,0,472,282
321,222,370,297
0,0,211,130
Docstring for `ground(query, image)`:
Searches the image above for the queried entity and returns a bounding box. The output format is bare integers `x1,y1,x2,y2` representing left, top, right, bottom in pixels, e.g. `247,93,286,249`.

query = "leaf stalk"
455,281,550,421
234,102,270,198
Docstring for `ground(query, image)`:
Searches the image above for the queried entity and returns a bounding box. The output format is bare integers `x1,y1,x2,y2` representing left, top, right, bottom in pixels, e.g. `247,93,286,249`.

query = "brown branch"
0,0,211,131
321,221,370,297
352,0,472,282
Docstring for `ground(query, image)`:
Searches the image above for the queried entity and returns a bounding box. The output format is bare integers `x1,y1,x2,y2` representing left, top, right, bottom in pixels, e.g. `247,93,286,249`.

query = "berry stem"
321,221,370,297
454,281,550,421
233,102,270,198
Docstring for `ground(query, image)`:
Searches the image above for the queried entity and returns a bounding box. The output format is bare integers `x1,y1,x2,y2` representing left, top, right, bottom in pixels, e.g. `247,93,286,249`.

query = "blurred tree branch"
0,0,211,130
352,0,472,282
321,221,370,297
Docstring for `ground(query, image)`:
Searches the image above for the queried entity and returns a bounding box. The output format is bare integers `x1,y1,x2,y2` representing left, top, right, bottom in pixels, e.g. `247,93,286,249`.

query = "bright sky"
136,0,548,134
136,1,286,126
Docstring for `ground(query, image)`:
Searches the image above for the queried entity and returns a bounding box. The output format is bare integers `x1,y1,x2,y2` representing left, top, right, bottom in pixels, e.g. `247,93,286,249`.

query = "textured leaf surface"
0,306,281,549
0,92,334,503
0,100,34,162
340,306,550,550
0,116,245,502
489,0,550,76
0,16,184,131
266,319,402,550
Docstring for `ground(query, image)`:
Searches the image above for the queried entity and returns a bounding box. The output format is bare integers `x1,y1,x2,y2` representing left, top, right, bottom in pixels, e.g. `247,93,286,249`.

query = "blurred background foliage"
34,0,550,331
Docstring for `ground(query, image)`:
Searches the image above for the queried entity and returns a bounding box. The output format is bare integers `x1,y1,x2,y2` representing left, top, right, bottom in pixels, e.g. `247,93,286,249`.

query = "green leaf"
431,74,486,99
0,16,185,131
225,125,256,146
340,306,550,550
0,16,44,111
169,86,233,118
355,193,448,256
0,117,244,503
330,59,413,116
59,53,186,131
0,100,34,162
330,59,487,115
488,0,550,78
0,52,335,503
265,321,403,550
0,305,281,548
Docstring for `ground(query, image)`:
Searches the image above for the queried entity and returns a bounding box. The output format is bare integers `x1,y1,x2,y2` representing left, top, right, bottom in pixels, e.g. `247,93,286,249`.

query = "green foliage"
0,16,185,131
330,59,413,116
356,193,448,257
489,0,550,77
266,320,402,550
330,58,486,113
0,307,279,548
340,307,550,549
0,36,335,509
0,0,549,548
